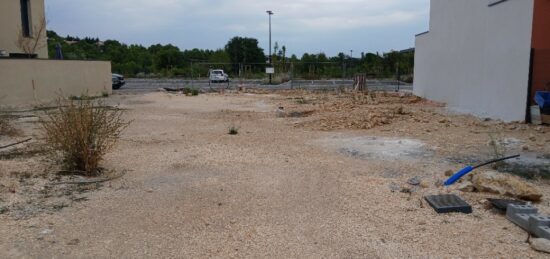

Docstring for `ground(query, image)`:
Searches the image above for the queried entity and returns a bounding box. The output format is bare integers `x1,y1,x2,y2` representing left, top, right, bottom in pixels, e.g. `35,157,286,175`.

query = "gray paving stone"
529,215,550,238
535,226,550,240
506,204,538,231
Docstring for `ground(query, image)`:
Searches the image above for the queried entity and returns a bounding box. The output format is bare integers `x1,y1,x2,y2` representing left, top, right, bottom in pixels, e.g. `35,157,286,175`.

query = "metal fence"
185,61,403,82
122,78,411,94
122,61,412,93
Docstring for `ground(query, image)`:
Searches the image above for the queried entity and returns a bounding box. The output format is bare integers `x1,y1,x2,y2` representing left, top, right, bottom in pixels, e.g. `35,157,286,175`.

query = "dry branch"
51,170,127,185
15,18,47,57
0,138,32,150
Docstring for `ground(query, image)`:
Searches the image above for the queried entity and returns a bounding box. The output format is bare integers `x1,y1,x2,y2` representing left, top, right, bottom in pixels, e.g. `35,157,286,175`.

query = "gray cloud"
45,0,429,55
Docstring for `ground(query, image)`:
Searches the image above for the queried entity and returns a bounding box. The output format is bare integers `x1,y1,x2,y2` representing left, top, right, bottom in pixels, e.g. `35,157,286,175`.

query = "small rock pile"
454,170,542,202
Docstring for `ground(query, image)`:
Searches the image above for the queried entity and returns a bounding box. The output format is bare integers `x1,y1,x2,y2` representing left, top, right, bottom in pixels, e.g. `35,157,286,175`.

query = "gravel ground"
1,90,549,258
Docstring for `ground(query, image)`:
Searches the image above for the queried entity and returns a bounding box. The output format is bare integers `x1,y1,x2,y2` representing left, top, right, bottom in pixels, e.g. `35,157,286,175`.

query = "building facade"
0,0,48,58
0,0,112,107
414,0,550,122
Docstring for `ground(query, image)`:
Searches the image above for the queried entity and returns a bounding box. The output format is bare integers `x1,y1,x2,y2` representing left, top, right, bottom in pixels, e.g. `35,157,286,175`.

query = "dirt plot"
1,90,550,258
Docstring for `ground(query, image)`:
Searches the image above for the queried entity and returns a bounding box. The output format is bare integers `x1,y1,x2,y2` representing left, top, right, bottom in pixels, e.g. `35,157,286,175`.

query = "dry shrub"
40,99,130,175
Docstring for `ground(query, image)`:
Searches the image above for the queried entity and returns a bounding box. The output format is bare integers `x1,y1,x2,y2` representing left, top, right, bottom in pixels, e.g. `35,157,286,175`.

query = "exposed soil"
1,90,550,258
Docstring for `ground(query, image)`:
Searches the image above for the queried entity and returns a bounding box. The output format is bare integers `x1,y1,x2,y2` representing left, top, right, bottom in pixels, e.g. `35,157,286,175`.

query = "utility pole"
350,50,353,79
267,10,273,84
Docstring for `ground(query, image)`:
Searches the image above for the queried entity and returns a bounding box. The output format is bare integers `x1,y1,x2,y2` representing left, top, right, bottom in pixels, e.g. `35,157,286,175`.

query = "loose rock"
530,238,550,254
389,182,401,192
472,171,542,201
420,181,430,188
407,176,421,186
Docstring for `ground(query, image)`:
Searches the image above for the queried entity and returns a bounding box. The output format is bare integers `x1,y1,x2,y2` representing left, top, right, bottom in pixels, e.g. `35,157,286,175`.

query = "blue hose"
444,166,473,186
443,155,520,186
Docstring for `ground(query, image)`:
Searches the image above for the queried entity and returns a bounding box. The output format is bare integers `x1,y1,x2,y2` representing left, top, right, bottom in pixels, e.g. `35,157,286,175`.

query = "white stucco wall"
414,0,535,121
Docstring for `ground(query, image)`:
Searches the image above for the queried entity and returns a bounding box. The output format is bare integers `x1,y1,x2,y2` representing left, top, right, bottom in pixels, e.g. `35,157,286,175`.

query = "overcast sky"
45,0,430,56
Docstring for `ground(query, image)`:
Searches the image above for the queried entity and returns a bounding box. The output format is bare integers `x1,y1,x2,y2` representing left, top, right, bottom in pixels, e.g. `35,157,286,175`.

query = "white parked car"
209,69,229,83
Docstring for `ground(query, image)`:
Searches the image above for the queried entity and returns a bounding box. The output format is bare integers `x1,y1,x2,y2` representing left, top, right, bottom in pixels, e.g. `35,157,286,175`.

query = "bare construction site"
1,87,549,258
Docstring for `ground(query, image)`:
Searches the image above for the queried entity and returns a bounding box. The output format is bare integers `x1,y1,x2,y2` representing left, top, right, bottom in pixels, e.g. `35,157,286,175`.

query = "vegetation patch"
40,99,130,176
228,125,239,135
182,87,200,96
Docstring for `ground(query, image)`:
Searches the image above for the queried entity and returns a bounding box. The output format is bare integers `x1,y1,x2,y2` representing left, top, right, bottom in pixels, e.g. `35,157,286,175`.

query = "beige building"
0,0,112,107
0,0,48,58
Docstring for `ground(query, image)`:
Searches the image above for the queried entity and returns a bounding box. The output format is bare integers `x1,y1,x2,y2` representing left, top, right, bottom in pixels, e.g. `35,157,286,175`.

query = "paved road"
116,78,412,94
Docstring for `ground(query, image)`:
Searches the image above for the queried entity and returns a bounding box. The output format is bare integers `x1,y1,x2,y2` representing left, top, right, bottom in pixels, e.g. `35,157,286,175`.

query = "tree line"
47,30,414,81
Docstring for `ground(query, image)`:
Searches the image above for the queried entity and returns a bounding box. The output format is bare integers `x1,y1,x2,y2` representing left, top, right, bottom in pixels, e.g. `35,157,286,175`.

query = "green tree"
154,47,184,71
225,37,266,64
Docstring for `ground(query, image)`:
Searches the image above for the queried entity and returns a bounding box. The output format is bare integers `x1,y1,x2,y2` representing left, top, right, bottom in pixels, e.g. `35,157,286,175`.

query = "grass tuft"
228,126,239,135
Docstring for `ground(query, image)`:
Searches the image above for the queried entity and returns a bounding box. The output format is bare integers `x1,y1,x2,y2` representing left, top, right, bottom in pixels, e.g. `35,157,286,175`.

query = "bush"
228,126,239,135
40,99,130,175
182,87,199,96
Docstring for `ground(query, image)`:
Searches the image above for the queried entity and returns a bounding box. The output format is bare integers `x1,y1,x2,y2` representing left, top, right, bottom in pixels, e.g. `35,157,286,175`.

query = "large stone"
472,171,542,202
530,238,550,254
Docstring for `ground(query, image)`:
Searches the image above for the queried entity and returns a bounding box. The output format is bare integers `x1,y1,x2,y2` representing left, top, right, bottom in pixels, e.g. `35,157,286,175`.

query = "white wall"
414,0,535,121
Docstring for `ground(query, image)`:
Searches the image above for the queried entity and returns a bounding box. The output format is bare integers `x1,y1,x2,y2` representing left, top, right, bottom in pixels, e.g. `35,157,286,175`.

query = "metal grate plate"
487,198,526,212
425,194,472,214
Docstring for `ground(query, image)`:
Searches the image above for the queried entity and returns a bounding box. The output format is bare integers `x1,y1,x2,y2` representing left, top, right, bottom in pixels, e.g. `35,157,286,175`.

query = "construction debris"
288,92,425,131
506,204,550,243
487,198,526,213
471,171,543,202
353,73,368,92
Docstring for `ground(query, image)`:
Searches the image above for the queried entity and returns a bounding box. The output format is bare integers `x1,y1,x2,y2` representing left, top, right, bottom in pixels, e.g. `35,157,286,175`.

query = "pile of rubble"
280,91,438,131
453,170,542,202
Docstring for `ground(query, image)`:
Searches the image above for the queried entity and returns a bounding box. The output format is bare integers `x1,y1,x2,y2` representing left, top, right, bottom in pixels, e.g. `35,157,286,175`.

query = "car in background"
112,73,125,89
208,69,229,83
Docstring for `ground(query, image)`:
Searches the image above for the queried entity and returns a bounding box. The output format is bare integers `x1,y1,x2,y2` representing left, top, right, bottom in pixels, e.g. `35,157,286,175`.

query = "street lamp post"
349,50,353,79
267,10,273,84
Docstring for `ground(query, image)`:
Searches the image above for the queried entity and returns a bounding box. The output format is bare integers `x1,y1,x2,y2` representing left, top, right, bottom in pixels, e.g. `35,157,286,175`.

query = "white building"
414,0,550,122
